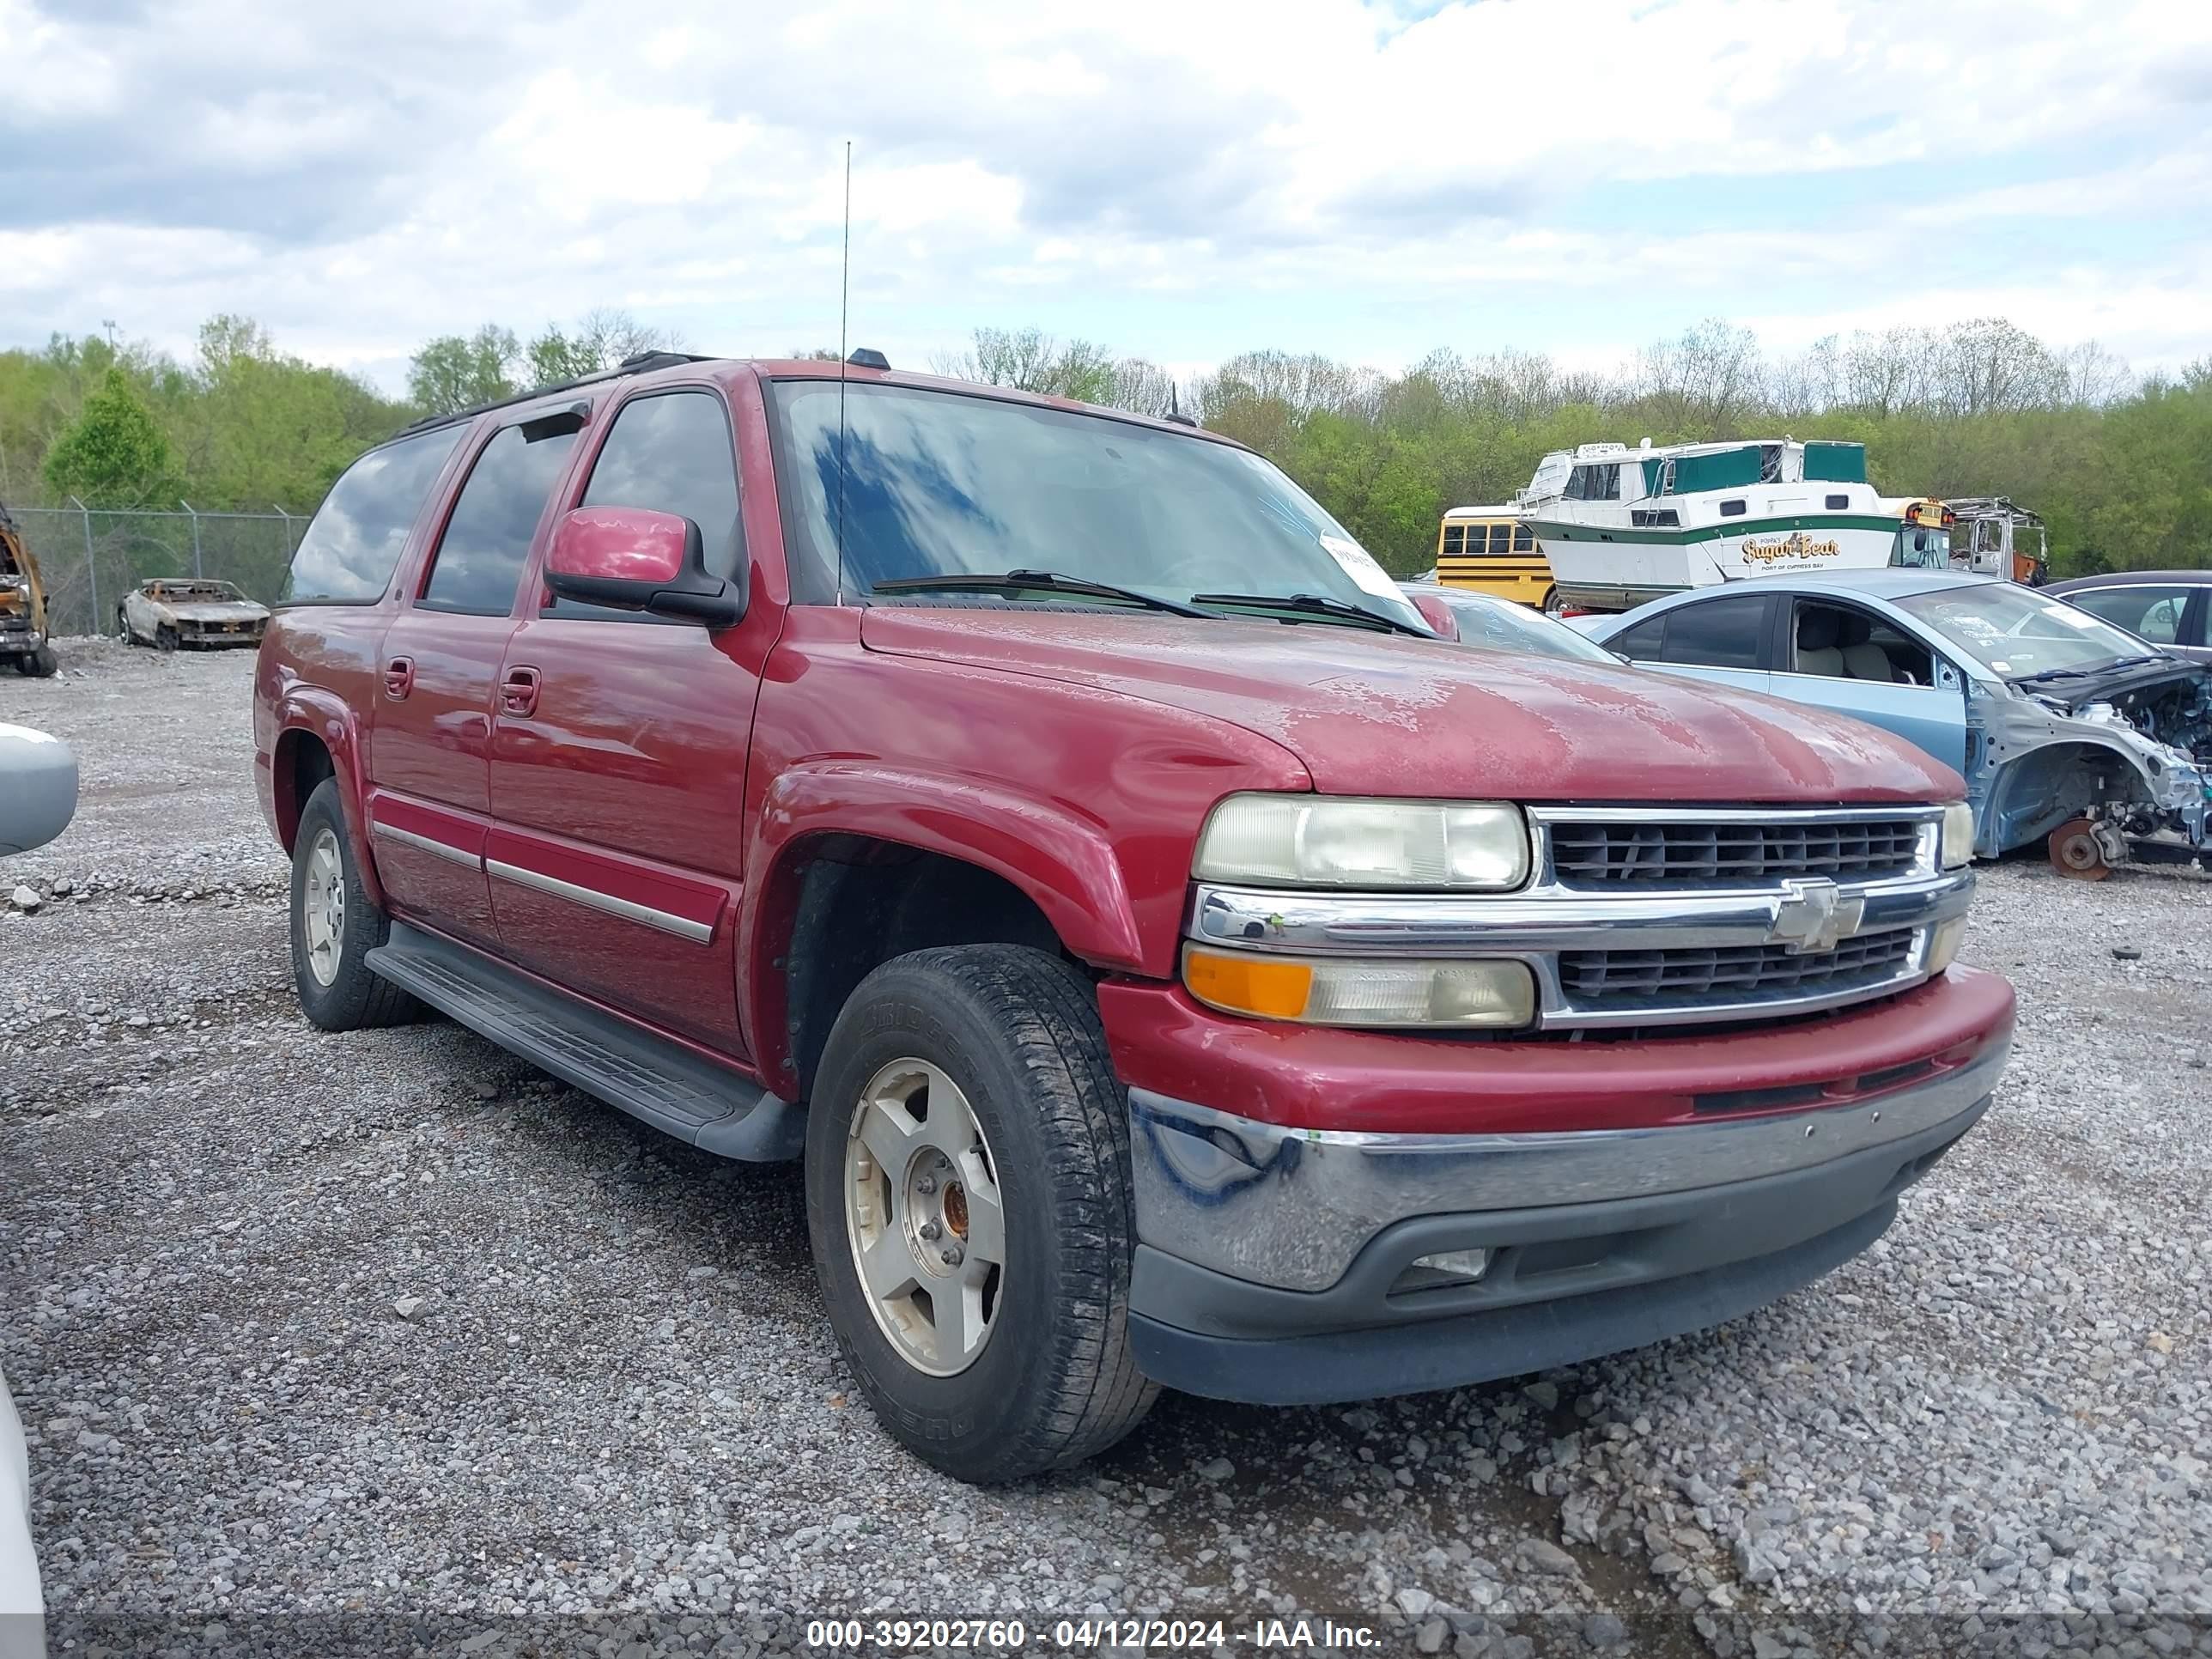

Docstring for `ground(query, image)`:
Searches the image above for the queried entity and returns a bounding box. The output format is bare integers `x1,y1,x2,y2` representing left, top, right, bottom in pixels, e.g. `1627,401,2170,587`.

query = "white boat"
1518,439,1897,611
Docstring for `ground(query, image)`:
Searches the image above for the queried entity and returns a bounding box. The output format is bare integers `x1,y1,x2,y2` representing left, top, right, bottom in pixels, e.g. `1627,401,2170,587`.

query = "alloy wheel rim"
302,828,345,986
843,1057,1006,1376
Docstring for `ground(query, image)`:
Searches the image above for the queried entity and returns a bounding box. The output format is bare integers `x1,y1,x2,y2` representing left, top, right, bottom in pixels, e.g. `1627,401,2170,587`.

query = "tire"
1540,586,1562,617
805,944,1157,1483
25,645,57,678
288,779,422,1030
116,607,134,644
155,624,179,653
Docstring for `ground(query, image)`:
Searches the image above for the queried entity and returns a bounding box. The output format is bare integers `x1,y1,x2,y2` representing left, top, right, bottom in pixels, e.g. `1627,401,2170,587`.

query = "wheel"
805,944,1157,1483
288,780,422,1030
155,623,179,653
116,607,135,644
2047,817,2112,881
1540,586,1562,617
21,644,57,678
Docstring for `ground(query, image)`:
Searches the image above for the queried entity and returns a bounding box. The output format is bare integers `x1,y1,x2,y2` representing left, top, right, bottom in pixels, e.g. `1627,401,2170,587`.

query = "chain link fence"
9,503,309,639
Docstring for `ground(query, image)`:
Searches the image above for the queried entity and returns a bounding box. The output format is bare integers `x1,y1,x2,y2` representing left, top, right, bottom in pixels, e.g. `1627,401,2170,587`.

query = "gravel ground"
3,639,2209,1659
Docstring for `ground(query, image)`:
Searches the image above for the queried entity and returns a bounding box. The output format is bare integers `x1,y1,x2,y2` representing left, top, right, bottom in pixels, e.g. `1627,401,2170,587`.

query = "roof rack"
395,350,716,437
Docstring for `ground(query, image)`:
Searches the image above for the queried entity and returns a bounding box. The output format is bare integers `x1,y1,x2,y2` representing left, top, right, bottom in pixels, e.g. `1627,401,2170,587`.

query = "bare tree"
1631,319,1766,434
933,327,1117,402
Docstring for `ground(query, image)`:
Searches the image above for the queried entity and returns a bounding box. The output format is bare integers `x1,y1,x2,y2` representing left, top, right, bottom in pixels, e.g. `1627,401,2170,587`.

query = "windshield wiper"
1188,591,1431,638
2012,653,2171,684
869,569,1212,618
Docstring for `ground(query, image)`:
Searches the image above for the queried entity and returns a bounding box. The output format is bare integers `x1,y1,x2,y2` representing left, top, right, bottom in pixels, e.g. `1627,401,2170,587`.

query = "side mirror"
1407,591,1458,641
545,507,744,628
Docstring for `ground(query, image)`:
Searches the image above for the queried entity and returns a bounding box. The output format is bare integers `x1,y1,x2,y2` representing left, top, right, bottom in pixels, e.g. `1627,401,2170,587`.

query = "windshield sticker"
1990,659,2011,672
1320,534,1401,602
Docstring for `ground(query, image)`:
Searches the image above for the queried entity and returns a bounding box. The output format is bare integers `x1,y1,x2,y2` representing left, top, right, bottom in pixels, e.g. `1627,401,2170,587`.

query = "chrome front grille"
1558,928,1916,1009
1188,803,1964,1032
1547,817,1923,887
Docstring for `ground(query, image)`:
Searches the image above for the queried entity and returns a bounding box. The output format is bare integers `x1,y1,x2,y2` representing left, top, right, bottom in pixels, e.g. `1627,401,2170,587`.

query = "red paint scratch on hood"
860,610,1964,804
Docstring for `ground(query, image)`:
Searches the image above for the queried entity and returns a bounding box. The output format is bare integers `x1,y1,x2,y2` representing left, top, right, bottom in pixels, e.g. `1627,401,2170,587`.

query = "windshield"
769,380,1425,628
1416,588,1621,665
1894,584,2155,678
1891,526,1950,569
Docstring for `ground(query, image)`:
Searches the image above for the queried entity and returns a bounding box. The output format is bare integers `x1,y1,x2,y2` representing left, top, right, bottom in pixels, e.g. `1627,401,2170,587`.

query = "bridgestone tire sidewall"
805,954,1127,1482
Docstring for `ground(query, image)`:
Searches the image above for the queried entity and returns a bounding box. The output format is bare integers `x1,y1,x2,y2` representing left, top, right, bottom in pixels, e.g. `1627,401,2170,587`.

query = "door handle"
383,656,415,700
500,665,542,718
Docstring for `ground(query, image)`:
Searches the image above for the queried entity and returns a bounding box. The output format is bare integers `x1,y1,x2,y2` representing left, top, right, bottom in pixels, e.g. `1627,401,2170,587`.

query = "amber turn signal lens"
1182,946,1315,1020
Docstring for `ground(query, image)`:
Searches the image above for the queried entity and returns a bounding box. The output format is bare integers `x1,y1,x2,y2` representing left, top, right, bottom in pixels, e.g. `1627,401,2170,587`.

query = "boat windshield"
1895,585,2156,678
1891,526,1951,569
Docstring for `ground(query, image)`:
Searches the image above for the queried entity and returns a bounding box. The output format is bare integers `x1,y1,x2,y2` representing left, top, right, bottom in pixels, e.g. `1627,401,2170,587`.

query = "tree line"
4,311,2204,580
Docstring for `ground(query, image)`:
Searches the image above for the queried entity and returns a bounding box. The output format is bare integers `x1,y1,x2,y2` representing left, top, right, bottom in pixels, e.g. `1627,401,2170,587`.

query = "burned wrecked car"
0,501,58,678
117,578,270,650
1586,570,2211,878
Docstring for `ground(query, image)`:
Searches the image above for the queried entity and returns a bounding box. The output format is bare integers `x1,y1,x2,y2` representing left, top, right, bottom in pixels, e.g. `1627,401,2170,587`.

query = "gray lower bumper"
1124,1048,2002,1404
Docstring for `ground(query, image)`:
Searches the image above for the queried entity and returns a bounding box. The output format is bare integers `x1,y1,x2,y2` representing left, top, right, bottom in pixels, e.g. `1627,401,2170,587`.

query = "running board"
365,923,803,1162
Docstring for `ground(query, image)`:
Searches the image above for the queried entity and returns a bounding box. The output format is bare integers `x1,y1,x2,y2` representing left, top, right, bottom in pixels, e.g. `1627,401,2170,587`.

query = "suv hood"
860,610,1961,803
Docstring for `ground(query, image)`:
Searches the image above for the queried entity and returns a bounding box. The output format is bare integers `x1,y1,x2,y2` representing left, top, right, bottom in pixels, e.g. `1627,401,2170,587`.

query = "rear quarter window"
281,426,465,604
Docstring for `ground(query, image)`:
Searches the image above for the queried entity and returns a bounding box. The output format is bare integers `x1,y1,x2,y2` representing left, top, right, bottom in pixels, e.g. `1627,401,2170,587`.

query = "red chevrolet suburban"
254,352,2014,1482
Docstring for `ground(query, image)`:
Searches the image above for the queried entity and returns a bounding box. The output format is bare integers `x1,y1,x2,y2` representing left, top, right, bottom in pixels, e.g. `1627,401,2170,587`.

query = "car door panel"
365,414,584,949
487,622,759,1051
365,607,508,947
485,383,770,1056
1763,673,1968,776
1767,599,1969,776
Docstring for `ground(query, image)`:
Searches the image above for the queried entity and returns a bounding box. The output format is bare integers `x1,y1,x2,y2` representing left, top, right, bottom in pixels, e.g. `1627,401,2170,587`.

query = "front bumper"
1111,971,2013,1404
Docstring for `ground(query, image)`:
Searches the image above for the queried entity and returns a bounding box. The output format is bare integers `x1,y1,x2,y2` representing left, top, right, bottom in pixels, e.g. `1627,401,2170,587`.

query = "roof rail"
394,350,717,437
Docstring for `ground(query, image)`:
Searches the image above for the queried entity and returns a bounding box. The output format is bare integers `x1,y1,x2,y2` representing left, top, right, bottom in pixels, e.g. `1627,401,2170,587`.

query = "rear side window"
282,426,463,604
550,392,742,621
2063,584,2194,645
1611,615,1667,659
1659,595,1768,669
420,422,580,616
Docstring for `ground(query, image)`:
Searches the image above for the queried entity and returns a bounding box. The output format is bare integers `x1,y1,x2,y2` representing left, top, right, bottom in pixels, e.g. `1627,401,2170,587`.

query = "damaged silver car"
1585,570,2212,878
116,578,270,651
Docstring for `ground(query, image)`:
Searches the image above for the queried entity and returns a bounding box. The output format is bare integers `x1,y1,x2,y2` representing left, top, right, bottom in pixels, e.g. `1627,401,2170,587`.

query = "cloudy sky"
4,0,2209,392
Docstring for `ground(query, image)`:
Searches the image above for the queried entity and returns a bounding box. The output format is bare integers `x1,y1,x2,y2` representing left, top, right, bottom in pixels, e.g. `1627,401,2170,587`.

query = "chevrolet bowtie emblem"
1769,878,1864,955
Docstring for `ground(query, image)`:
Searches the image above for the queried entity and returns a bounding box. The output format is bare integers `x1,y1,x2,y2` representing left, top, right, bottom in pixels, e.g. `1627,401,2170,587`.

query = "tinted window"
2064,585,2194,645
282,427,462,603
1442,524,1465,555
1661,596,1767,669
551,392,742,620
1511,523,1534,551
420,423,579,616
1612,615,1667,659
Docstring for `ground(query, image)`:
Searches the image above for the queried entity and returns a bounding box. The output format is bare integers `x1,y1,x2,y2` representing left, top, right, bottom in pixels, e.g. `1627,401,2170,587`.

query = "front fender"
740,761,1148,1079
1971,694,2206,855
747,760,1144,964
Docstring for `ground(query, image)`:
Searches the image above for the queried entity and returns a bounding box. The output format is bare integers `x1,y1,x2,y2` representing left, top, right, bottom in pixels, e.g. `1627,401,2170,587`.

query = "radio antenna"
835,139,852,605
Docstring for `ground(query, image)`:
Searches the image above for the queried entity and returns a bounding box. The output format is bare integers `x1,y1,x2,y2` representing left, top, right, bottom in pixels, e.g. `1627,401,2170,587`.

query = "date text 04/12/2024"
803,1617,1381,1650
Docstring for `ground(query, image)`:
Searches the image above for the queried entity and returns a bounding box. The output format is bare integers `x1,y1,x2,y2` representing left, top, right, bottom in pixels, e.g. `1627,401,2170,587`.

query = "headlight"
1182,945,1535,1029
1194,794,1530,890
1939,802,1975,870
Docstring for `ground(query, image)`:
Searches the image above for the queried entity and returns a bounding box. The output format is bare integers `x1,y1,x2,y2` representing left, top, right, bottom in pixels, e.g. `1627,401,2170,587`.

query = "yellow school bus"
1435,507,1554,611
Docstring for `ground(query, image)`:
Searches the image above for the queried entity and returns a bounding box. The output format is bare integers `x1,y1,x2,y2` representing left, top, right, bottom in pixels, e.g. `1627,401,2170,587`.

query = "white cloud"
2,0,2207,383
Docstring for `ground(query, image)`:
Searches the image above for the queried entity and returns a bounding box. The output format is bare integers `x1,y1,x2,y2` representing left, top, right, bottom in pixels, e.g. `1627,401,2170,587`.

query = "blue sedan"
1582,571,2212,868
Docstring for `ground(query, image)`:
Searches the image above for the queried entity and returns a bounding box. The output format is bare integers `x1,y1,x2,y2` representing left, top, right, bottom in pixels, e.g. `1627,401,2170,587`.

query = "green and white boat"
1519,439,1897,612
